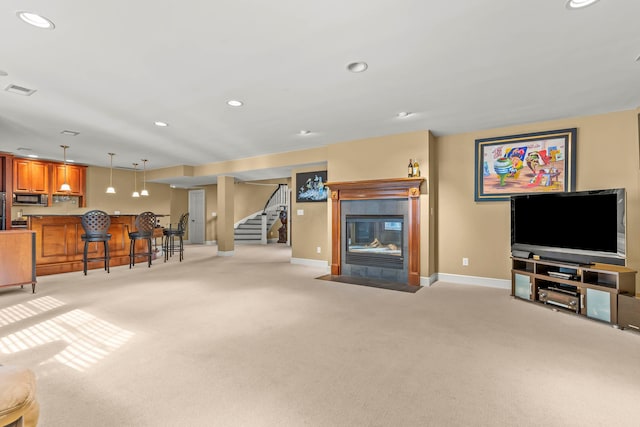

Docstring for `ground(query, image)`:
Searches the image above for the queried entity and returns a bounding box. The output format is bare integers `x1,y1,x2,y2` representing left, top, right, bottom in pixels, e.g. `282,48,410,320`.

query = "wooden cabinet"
512,257,636,326
618,294,640,332
11,158,87,207
13,159,49,194
0,154,7,191
0,230,36,292
52,163,86,196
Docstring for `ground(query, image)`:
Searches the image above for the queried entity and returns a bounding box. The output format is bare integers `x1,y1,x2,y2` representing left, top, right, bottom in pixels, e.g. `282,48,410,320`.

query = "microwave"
13,193,48,206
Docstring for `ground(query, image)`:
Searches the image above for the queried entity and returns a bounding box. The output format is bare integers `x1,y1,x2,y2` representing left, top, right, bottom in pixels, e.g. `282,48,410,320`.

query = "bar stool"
163,212,189,262
80,210,111,275
126,211,156,268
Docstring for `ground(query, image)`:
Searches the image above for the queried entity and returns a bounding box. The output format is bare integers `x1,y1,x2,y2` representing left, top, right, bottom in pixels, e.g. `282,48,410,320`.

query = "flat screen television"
511,188,626,266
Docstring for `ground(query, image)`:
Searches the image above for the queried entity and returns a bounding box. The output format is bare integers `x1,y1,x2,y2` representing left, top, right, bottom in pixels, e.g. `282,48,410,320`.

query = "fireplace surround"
325,177,425,286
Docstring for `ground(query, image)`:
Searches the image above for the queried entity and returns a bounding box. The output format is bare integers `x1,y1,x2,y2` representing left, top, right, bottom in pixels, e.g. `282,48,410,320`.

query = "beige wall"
217,176,235,252
234,179,289,222
327,131,429,182
426,131,437,278
437,109,640,291
291,165,329,261
204,185,218,242
147,147,328,182
86,167,171,218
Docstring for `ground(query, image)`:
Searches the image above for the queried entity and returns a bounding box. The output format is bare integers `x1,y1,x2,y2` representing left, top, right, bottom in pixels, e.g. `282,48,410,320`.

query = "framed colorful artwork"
296,171,328,202
474,128,577,202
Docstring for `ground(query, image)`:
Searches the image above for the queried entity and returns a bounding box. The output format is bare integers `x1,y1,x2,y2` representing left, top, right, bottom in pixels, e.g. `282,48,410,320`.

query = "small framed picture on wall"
296,171,328,202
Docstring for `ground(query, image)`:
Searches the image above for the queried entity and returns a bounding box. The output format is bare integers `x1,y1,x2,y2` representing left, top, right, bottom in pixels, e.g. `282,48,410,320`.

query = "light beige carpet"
1,244,640,426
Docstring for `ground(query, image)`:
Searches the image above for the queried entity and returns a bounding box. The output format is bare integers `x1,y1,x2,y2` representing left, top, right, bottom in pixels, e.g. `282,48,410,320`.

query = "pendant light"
140,159,149,196
59,145,71,192
106,153,116,194
132,163,140,198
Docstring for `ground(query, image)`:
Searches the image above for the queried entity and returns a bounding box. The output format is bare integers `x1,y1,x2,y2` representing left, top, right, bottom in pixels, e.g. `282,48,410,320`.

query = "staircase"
234,211,280,243
234,184,289,244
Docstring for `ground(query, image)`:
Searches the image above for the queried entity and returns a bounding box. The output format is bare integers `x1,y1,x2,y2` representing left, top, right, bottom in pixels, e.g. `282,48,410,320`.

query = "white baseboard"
204,240,279,246
433,273,510,289
420,273,439,287
218,250,235,257
291,257,330,271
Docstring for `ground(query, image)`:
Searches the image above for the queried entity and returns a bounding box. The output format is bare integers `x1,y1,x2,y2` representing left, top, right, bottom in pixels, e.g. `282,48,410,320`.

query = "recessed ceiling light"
347,62,368,73
154,121,169,127
227,100,243,107
565,0,600,9
299,130,311,135
397,112,413,118
16,11,55,29
60,130,79,136
27,154,39,158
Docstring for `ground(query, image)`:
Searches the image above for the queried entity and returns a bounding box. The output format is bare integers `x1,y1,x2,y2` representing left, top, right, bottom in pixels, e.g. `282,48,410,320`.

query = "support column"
217,176,235,256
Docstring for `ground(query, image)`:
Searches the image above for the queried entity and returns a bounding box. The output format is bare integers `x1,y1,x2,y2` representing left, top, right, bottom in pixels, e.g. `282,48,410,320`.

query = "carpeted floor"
2,244,640,426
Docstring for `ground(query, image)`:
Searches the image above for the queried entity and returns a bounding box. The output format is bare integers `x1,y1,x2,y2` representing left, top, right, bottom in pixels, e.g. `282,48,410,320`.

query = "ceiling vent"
5,84,37,96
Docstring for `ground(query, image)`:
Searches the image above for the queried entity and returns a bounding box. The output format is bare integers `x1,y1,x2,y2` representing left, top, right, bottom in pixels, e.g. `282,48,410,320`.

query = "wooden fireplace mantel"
324,177,425,286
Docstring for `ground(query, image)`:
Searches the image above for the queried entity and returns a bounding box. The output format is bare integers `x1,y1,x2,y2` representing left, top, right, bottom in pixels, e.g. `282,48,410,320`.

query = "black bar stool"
126,211,156,268
163,212,189,262
80,210,111,275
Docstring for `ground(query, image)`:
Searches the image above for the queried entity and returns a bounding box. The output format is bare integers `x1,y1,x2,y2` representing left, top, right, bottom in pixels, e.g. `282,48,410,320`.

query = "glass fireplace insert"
345,215,404,268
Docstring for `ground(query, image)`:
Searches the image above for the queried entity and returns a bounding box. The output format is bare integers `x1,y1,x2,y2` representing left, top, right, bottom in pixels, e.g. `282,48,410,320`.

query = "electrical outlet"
316,246,321,253
462,257,469,266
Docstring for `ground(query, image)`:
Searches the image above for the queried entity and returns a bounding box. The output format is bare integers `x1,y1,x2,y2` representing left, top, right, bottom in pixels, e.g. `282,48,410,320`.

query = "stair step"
234,209,281,241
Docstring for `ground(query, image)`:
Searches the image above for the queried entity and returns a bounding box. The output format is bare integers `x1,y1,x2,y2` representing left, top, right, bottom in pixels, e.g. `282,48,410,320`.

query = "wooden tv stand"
511,257,637,326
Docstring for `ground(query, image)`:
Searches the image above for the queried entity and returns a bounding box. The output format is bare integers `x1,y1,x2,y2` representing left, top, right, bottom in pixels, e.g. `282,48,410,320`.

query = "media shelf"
511,257,637,326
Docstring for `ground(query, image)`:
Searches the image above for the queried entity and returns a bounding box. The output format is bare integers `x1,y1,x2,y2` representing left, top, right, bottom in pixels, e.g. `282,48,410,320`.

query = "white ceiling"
1,1,639,187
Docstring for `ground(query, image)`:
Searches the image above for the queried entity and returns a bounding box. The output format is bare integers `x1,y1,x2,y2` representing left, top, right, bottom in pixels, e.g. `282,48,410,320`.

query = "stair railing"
263,184,289,215
233,184,289,244
261,184,289,244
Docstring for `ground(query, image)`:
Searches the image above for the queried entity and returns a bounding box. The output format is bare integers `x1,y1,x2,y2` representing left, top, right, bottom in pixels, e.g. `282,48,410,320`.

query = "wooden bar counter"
26,215,161,276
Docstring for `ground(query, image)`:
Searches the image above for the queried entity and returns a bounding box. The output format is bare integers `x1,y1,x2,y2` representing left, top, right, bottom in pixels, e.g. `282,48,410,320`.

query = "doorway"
188,189,205,244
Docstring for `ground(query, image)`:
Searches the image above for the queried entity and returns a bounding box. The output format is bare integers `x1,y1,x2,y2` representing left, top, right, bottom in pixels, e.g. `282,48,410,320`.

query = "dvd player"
548,271,573,280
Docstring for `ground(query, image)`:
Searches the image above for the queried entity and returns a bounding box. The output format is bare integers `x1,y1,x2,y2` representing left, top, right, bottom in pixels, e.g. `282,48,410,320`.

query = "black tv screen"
511,189,626,265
